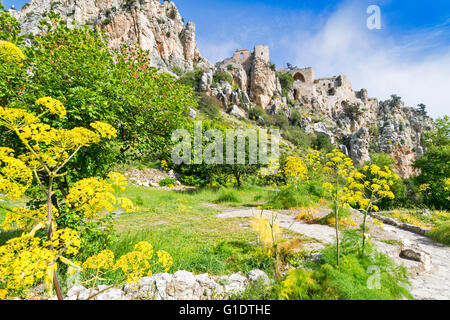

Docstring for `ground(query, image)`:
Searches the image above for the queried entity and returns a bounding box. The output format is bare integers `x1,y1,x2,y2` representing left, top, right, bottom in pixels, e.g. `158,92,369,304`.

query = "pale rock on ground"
62,269,269,300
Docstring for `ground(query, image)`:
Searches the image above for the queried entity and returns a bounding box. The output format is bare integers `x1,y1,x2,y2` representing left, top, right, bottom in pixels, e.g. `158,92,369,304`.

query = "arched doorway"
293,72,306,82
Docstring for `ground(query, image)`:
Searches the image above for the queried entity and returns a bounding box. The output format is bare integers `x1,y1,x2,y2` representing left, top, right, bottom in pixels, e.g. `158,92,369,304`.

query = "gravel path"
216,206,450,300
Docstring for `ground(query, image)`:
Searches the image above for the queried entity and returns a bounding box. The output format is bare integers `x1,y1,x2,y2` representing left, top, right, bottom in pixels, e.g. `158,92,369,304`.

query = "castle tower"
254,45,270,63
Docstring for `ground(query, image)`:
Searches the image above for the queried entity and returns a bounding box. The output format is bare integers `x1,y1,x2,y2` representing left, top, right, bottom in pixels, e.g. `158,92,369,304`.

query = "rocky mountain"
11,0,211,72
198,46,433,177
11,1,433,177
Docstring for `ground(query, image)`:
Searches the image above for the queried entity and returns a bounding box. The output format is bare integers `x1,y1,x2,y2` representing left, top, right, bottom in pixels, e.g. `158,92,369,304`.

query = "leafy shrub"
277,231,412,300
282,126,315,149
267,183,320,209
277,72,294,97
212,70,233,85
216,188,241,203
171,65,183,76
1,17,196,185
343,102,363,121
159,178,177,187
178,68,204,90
196,92,222,119
312,133,334,152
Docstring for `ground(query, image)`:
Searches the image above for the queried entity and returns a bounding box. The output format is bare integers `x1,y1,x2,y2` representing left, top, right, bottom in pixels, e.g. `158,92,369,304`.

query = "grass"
379,209,450,229
427,221,450,246
107,185,277,275
216,188,241,203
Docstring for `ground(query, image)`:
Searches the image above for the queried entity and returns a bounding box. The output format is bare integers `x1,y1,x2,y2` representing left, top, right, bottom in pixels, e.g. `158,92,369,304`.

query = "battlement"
231,45,270,64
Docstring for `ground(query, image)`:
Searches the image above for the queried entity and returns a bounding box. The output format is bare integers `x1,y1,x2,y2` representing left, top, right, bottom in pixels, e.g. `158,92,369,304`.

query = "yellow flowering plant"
303,148,322,180
344,164,397,255
0,91,173,300
82,242,173,299
322,149,355,265
281,156,308,185
251,210,283,276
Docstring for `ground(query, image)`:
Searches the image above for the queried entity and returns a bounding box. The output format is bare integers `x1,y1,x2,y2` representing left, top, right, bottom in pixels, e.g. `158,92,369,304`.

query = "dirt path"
215,206,450,300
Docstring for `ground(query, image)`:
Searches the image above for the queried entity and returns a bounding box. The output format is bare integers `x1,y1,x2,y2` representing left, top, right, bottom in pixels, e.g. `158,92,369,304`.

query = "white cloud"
284,2,450,118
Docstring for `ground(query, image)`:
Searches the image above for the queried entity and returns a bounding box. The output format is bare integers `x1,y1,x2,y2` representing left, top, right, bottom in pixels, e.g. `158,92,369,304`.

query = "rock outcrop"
10,1,434,176
11,0,211,71
195,45,433,176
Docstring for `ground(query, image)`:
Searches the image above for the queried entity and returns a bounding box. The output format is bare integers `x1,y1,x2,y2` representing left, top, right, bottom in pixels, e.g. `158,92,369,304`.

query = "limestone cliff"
200,47,433,177
11,0,211,71
11,2,433,176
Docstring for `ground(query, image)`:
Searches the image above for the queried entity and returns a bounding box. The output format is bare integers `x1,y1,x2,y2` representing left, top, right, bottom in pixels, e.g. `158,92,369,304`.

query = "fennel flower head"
0,40,26,66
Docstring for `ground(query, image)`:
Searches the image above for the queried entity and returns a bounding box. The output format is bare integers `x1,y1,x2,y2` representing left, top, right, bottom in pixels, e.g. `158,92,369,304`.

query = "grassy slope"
110,186,276,275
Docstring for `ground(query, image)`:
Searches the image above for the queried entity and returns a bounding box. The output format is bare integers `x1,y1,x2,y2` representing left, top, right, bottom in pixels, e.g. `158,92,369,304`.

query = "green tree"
414,116,450,210
1,14,196,189
0,2,22,43
417,103,427,116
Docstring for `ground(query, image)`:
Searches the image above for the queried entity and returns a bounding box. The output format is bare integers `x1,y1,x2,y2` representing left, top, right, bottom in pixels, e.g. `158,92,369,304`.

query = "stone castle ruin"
209,45,432,177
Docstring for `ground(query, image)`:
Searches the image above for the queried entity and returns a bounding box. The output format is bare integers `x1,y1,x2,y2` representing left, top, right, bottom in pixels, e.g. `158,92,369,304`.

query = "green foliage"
212,70,233,86
312,133,334,152
267,182,323,209
171,65,183,77
417,103,427,116
289,109,302,125
248,106,265,121
273,111,290,131
282,126,315,149
159,178,177,187
391,94,402,104
414,116,450,210
343,102,363,121
0,3,23,43
277,231,412,300
216,188,241,203
277,72,294,97
178,68,204,89
427,221,450,246
196,92,222,119
0,15,196,186
229,277,275,300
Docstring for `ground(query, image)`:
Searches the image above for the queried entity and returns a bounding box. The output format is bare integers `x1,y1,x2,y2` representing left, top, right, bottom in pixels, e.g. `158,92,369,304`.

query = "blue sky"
3,0,450,117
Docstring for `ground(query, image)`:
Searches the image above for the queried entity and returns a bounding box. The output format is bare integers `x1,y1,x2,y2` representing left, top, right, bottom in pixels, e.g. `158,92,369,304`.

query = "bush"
1,17,196,185
196,92,222,119
277,231,412,300
267,182,321,209
216,188,241,203
178,68,204,90
282,126,315,149
312,133,334,152
212,70,233,86
277,72,294,97
159,178,177,187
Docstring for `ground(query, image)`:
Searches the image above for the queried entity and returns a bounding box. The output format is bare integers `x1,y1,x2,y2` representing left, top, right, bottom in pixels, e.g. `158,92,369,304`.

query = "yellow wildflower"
90,121,117,139
36,97,66,118
0,40,26,65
